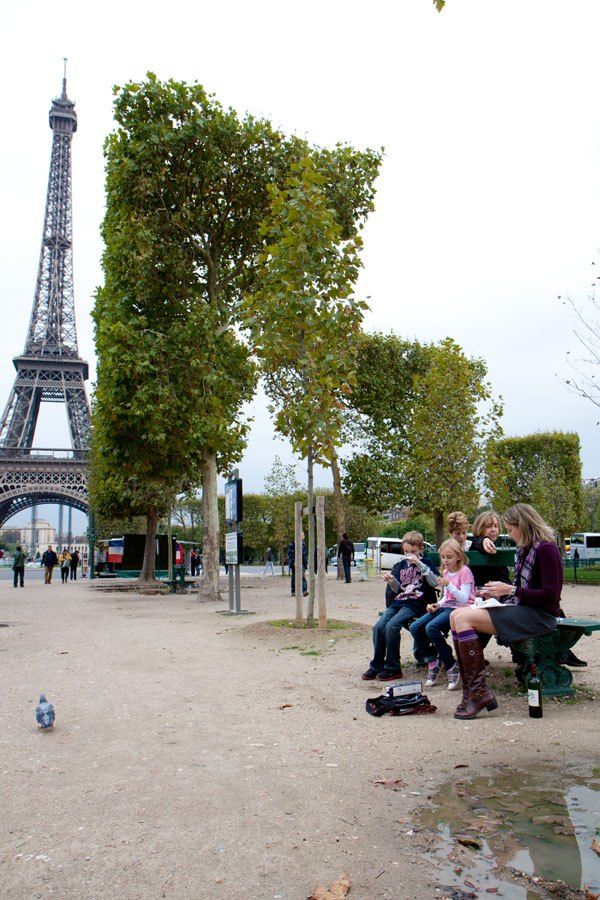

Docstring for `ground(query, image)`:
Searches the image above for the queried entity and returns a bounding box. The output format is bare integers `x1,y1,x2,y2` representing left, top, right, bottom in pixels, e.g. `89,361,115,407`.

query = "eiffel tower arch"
0,68,90,529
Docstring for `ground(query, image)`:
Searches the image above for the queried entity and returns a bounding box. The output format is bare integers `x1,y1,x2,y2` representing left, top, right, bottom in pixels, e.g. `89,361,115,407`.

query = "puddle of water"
418,767,600,898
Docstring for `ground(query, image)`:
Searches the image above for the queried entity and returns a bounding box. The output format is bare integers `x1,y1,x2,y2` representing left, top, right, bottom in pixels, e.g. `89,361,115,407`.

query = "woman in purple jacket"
449,503,561,720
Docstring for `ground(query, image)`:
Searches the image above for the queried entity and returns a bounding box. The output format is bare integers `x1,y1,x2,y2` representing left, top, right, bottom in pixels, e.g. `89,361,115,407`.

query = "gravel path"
1,574,598,899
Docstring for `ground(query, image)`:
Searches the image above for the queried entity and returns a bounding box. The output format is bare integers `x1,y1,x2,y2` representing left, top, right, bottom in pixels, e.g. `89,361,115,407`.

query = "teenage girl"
409,539,475,690
469,510,510,588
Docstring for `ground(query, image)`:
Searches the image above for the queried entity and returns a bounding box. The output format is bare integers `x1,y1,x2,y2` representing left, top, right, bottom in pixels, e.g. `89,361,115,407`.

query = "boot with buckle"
454,637,498,720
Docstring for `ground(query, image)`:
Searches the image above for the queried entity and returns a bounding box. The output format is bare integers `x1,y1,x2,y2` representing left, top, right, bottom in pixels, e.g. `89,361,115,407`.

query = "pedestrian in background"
59,549,71,584
288,534,308,596
262,546,275,577
69,548,80,580
338,532,355,583
41,545,58,584
12,544,26,588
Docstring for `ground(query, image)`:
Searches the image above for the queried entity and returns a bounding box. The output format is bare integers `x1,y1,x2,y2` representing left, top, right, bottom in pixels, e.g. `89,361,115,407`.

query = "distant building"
19,519,57,556
380,506,410,523
583,477,600,488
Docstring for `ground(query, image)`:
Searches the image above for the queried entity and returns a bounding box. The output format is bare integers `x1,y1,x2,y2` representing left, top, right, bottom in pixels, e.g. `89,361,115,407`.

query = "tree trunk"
139,509,159,582
279,541,286,577
306,448,316,624
316,495,327,630
199,451,221,602
330,447,346,581
294,500,303,623
434,509,445,549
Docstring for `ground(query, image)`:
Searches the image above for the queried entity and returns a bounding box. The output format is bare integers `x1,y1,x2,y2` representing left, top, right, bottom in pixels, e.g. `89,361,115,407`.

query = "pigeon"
35,694,55,729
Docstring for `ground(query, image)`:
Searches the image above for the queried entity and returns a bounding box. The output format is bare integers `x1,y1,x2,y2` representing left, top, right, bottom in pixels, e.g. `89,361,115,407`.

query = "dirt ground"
1,571,598,900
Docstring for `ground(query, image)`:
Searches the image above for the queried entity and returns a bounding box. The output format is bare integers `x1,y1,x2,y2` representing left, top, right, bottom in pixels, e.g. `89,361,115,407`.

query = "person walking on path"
12,545,26,588
59,549,71,584
288,534,308,596
337,533,355,583
262,547,275,577
69,549,80,581
41,546,58,584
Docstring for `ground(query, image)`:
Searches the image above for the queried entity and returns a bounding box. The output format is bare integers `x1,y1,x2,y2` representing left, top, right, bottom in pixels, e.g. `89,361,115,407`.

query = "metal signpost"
223,470,248,614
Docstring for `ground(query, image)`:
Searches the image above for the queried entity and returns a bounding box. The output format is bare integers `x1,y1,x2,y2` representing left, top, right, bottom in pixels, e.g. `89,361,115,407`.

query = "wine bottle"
528,663,543,719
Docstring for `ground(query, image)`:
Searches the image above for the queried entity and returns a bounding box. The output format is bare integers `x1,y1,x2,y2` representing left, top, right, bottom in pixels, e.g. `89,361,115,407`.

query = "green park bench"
378,549,599,697
513,618,600,696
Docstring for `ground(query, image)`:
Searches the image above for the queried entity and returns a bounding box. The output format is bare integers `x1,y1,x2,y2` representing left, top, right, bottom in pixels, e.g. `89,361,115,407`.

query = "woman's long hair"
502,503,555,547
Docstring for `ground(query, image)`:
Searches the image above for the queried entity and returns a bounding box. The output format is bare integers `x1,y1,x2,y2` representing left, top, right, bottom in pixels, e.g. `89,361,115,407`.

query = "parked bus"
569,533,600,560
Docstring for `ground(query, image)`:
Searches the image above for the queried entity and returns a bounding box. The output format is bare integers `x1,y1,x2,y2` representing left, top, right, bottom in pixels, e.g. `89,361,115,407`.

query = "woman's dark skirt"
487,604,557,644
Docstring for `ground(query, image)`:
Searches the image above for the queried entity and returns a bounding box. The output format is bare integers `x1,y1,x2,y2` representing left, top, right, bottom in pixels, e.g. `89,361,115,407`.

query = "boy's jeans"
409,607,454,669
370,603,423,673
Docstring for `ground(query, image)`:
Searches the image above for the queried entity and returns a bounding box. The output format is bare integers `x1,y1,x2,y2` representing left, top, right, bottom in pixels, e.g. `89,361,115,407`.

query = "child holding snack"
362,531,438,682
409,539,475,690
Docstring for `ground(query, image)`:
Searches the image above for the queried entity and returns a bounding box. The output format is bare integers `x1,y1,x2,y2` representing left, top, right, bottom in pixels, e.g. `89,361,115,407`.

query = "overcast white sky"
2,0,599,530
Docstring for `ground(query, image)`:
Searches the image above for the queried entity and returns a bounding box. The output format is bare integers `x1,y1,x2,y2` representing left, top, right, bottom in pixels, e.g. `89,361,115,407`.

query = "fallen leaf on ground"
372,779,406,790
309,872,351,899
456,835,483,850
591,839,600,857
454,764,468,769
279,704,293,710
583,886,599,899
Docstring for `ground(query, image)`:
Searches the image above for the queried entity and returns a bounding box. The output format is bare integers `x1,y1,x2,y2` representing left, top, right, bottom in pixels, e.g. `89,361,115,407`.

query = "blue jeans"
409,608,454,669
342,556,352,583
370,604,422,673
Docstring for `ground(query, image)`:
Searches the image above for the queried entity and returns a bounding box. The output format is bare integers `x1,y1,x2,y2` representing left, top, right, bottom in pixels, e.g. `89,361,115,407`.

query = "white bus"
569,533,600,560
366,536,436,571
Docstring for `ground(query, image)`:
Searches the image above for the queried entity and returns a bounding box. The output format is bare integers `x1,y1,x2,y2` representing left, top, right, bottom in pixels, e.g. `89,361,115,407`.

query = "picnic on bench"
362,503,597,717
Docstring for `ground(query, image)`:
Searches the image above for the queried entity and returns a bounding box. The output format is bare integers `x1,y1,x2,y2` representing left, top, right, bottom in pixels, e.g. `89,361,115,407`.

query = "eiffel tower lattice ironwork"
0,69,90,527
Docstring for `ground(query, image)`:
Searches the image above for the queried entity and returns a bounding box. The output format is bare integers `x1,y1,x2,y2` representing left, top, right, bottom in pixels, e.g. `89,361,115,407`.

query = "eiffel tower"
0,67,90,531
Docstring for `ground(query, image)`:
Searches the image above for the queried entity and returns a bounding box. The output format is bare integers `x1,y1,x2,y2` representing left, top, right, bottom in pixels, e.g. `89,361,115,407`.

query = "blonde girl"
409,539,475,690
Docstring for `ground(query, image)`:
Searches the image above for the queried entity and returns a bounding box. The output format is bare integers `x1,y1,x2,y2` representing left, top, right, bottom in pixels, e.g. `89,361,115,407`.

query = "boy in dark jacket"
362,531,438,681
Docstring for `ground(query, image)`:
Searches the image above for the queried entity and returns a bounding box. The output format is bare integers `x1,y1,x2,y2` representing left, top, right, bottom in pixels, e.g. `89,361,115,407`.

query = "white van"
569,533,600,560
366,536,436,571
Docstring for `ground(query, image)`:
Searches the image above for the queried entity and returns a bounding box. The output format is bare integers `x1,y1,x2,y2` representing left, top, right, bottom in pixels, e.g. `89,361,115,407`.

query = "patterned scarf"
510,541,541,602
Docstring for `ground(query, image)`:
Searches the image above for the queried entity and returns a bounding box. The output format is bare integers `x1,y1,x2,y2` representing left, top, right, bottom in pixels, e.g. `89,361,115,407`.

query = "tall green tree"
96,74,381,598
91,75,258,582
582,481,600,531
342,333,431,511
486,431,584,546
242,157,370,620
264,456,303,575
409,339,502,546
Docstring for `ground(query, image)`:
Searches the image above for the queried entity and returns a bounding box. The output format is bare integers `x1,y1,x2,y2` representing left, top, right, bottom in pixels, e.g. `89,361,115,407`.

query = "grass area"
267,618,355,630
563,566,600,585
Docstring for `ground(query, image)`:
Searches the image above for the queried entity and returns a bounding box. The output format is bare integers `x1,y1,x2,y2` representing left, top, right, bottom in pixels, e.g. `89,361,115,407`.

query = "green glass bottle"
528,663,543,719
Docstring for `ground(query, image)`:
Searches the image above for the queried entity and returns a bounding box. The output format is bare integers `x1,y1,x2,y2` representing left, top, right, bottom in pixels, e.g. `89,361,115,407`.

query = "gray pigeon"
35,694,55,729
